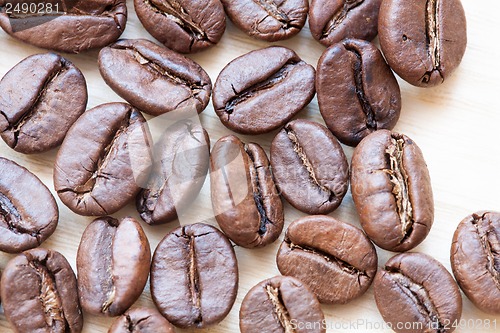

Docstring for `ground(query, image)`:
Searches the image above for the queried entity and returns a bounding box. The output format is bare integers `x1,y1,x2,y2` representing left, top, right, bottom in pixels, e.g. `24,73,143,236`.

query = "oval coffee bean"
351,130,434,252
450,212,500,314
309,0,382,46
317,39,401,147
374,253,462,333
54,102,152,216
108,307,175,333
1,248,83,332
270,119,349,214
379,0,467,87
213,46,315,134
0,0,127,53
135,0,225,53
151,223,238,328
99,39,212,116
240,275,325,333
0,157,58,253
276,215,378,304
77,216,151,317
221,0,308,42
0,53,87,154
210,135,284,248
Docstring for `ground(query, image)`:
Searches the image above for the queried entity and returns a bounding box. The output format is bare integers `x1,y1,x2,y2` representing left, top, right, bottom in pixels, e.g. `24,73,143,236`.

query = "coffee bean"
379,0,467,87
270,119,349,214
309,0,382,46
0,157,58,253
54,102,153,216
450,212,500,314
213,46,315,134
0,53,87,154
1,248,83,332
77,216,151,317
351,130,434,252
134,0,225,53
210,135,284,248
108,307,175,333
221,0,308,41
0,0,127,53
374,253,462,333
240,275,325,333
150,223,238,328
99,39,212,116
317,39,401,147
277,215,378,304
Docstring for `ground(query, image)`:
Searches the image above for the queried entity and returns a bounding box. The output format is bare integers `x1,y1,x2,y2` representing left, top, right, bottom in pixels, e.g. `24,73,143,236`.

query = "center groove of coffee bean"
186,231,203,324
253,0,292,29
265,285,296,333
321,0,365,38
421,0,442,84
126,314,151,332
0,192,41,240
471,213,500,289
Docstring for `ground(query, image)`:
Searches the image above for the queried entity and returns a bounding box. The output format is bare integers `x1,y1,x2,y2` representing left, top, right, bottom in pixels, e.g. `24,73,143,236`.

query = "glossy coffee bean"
108,307,175,333
277,215,378,304
351,130,434,252
317,39,401,147
379,0,467,87
210,135,284,248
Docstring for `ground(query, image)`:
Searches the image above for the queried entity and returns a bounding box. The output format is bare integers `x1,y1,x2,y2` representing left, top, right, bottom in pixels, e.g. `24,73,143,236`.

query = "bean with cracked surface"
108,307,175,333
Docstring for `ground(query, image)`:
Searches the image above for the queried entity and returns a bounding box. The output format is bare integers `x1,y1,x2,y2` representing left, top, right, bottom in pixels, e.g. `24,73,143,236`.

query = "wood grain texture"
0,0,499,332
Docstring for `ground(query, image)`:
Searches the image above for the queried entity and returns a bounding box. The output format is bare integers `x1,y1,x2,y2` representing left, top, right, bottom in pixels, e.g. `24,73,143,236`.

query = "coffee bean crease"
472,213,500,290
321,0,364,39
265,285,296,333
422,0,443,84
253,0,293,30
0,192,42,241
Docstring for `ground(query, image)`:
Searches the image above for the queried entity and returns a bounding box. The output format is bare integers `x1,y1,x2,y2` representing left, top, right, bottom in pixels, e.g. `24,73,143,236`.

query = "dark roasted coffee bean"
210,135,284,248
317,39,401,147
270,119,349,214
99,39,212,116
379,0,467,87
137,119,210,225
451,212,500,314
108,307,175,333
221,0,308,41
135,0,225,53
0,53,87,154
374,253,462,333
54,102,152,216
1,248,83,332
0,157,58,253
277,215,377,304
213,46,315,134
309,0,382,46
151,223,238,328
77,216,151,317
351,130,434,252
0,0,127,53
240,275,325,333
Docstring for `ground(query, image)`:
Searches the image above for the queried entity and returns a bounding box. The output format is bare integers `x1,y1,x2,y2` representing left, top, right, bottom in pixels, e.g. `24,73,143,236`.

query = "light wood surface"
1,0,500,332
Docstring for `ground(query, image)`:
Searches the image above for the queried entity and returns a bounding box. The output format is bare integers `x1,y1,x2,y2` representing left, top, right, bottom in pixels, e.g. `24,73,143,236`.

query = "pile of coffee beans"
0,0,495,333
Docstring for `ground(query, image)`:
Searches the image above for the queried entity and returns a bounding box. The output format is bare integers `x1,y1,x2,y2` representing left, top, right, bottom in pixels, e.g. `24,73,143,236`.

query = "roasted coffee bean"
108,307,175,333
77,216,151,317
351,130,434,252
379,0,467,87
374,253,462,333
221,0,308,41
1,248,83,332
99,39,212,116
276,215,378,304
316,39,401,147
0,0,127,53
0,53,87,154
309,0,382,46
0,157,58,253
134,0,225,53
270,119,349,214
213,46,315,134
451,212,500,314
210,135,284,248
240,275,325,333
137,119,210,225
54,102,152,216
151,223,238,328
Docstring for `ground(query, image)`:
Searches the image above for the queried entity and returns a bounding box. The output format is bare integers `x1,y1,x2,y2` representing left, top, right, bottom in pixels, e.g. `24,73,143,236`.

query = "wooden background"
0,0,499,332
